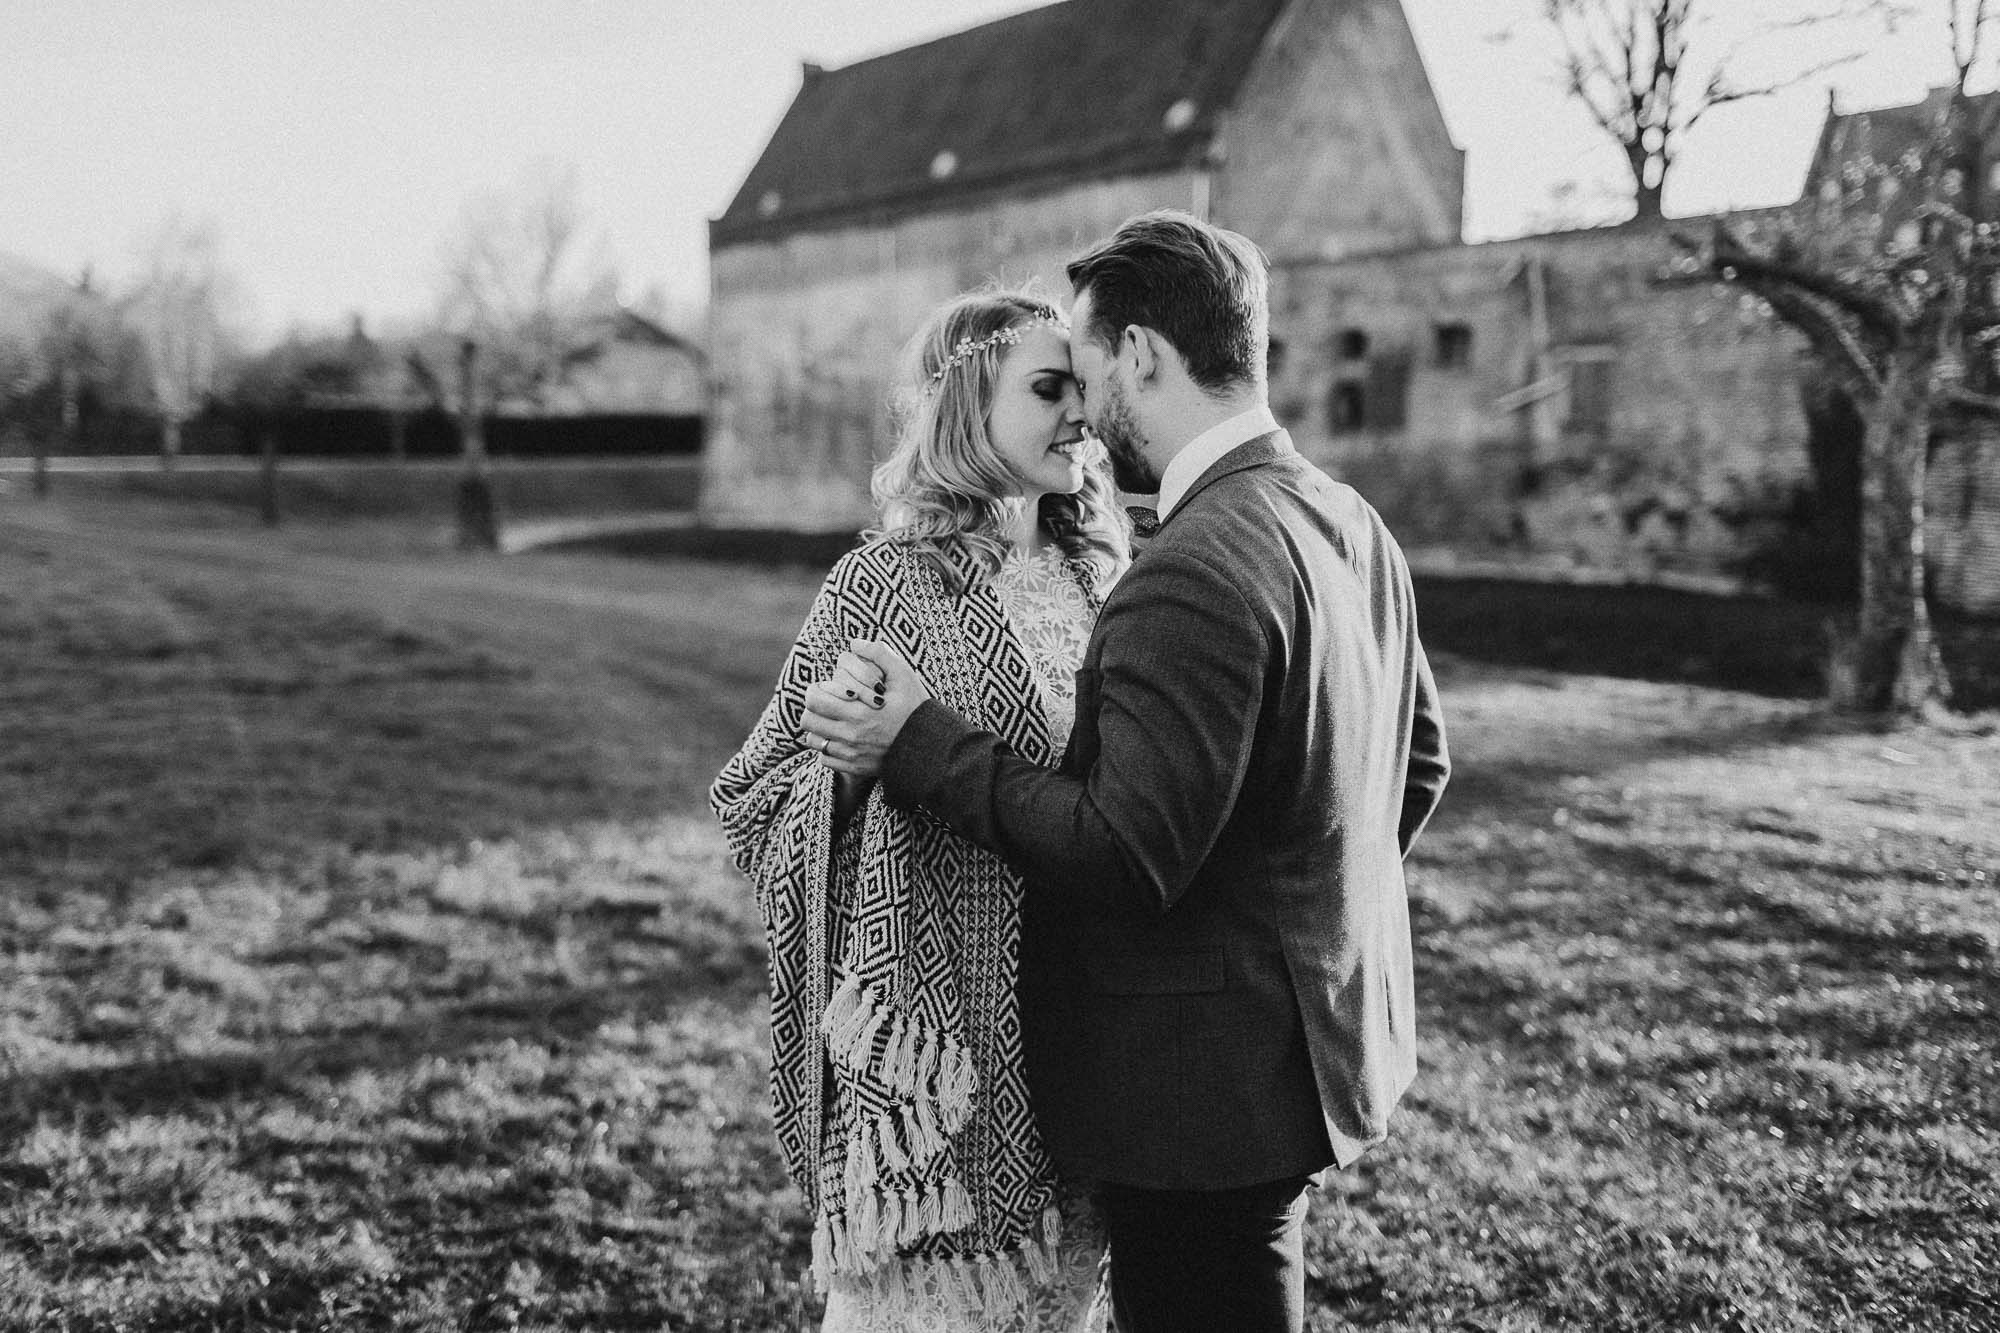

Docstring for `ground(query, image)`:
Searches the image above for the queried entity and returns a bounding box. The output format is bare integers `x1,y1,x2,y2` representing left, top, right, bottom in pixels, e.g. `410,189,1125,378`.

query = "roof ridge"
809,0,1069,80
714,0,1296,244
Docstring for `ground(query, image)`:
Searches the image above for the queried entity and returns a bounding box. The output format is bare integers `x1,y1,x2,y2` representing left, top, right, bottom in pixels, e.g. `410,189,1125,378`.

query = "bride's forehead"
1002,325,1073,369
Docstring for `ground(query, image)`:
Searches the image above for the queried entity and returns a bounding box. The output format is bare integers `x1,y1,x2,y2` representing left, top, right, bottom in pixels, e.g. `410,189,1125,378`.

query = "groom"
805,210,1450,1332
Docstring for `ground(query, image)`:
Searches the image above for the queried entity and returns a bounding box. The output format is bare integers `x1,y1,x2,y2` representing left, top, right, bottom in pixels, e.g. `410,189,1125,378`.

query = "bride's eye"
1033,378,1063,401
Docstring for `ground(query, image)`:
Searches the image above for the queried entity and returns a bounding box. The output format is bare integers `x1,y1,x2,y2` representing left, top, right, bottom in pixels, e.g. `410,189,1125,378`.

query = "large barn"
704,0,1462,528
704,6,1998,615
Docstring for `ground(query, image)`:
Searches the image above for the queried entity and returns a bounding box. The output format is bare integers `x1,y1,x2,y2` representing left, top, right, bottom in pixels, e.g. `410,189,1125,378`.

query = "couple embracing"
712,211,1450,1333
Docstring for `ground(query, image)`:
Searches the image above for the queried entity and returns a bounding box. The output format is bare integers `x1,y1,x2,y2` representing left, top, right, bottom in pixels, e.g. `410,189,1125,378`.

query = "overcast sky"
0,1,1962,341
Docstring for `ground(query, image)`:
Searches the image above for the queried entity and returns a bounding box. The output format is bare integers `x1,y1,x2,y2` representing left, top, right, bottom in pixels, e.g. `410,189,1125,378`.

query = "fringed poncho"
710,537,1105,1325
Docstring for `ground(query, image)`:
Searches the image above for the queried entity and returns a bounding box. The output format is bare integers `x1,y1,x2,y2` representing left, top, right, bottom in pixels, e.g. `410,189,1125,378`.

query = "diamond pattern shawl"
710,538,1098,1306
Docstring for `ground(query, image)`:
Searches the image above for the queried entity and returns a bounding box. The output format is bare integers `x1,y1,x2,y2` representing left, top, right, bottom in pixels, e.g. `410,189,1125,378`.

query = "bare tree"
1,271,138,496
130,217,233,469
1678,0,1997,713
433,162,618,407
1536,0,1891,221
0,332,37,491
414,163,618,550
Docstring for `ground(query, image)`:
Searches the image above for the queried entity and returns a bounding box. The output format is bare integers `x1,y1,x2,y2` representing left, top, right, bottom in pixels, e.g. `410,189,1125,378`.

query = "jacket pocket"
1084,946,1227,995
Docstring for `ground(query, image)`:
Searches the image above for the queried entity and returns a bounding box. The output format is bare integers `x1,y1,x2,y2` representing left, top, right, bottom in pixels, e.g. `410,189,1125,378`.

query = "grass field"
2,494,1996,1332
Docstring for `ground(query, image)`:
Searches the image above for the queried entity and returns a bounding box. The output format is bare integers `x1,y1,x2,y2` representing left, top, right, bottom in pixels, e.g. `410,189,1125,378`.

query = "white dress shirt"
1155,404,1282,520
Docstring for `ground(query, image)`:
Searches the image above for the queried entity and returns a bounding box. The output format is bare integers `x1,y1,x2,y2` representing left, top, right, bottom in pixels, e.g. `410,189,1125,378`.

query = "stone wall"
1270,222,2000,613
1930,424,2000,616
1270,224,1814,581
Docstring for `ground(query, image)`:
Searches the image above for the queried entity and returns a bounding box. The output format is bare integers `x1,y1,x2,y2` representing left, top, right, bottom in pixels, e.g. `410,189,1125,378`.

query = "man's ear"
1122,325,1158,384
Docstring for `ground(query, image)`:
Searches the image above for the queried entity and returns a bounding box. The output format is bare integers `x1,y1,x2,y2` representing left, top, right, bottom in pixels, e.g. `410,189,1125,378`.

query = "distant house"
1803,85,2000,225
705,0,1463,528
237,310,707,459
538,309,704,418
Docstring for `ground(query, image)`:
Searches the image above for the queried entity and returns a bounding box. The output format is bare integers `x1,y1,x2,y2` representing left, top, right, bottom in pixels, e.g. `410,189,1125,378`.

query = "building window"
1328,381,1366,432
1433,322,1473,370
1561,348,1617,433
1365,349,1412,431
1337,328,1369,361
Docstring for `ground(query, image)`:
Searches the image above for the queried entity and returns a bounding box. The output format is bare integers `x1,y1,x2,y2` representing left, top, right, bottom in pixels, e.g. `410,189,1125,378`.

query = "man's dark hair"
1065,210,1269,394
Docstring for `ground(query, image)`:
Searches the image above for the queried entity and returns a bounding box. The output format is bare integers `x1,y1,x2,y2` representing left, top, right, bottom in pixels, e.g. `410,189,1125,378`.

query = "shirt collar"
1156,404,1281,520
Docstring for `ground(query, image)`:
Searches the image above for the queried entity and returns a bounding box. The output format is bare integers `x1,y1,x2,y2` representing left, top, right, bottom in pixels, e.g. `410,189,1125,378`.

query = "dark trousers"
1098,1174,1315,1333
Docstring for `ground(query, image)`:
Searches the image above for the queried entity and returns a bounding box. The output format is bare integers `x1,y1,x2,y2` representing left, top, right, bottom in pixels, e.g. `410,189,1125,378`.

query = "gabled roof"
1804,86,2000,197
712,0,1294,246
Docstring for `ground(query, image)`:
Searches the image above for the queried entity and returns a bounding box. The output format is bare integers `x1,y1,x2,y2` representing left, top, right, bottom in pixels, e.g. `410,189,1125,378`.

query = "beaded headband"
921,309,1070,396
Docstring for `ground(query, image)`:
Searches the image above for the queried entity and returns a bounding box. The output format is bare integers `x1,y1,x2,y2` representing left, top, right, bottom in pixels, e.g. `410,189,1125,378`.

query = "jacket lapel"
1155,429,1296,532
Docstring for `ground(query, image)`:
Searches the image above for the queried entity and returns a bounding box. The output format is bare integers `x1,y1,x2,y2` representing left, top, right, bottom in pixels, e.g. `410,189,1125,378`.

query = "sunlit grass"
1,501,1995,1331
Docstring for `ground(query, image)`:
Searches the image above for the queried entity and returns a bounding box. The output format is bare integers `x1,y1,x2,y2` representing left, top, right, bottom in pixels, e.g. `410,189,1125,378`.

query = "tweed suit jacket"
881,430,1450,1188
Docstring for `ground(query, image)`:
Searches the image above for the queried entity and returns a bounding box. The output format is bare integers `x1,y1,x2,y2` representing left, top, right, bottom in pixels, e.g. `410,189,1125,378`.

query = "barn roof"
711,0,1294,246
1803,86,2000,197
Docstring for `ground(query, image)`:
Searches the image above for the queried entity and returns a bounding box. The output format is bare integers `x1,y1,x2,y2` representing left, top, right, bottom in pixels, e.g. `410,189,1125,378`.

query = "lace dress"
822,543,1109,1333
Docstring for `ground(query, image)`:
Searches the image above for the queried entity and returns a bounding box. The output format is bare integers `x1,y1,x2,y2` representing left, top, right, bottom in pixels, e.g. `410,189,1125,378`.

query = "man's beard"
1093,379,1158,493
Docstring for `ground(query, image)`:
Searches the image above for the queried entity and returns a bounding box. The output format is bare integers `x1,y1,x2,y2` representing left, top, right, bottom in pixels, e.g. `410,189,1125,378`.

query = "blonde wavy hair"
871,288,1129,594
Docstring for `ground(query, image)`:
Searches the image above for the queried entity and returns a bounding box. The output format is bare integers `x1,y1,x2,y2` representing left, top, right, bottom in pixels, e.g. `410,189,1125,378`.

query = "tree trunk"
1626,144,1665,223
454,340,499,551
1840,361,1944,712
36,364,73,500
159,415,181,471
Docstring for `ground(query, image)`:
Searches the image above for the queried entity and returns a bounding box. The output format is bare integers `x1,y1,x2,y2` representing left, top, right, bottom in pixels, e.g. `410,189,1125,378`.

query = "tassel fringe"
817,1227,1077,1327
821,971,980,1125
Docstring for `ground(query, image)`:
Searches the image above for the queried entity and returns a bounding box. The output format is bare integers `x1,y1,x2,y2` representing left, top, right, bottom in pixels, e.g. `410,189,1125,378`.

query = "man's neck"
1148,390,1269,476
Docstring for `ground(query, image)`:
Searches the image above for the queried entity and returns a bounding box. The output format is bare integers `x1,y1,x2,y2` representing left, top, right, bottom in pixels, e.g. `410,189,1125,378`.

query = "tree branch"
1940,384,2000,417
1706,223,1911,338
1670,230,1886,393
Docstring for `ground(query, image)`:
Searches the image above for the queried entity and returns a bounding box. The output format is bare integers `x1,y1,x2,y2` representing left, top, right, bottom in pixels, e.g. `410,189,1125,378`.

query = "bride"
711,289,1130,1331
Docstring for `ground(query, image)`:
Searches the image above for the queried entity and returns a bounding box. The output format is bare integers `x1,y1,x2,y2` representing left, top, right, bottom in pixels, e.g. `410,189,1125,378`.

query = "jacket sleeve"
881,548,1263,915
1398,640,1449,856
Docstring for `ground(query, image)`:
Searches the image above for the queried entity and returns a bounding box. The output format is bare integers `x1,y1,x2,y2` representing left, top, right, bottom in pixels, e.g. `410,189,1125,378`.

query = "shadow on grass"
1421,664,1847,824
0,964,762,1142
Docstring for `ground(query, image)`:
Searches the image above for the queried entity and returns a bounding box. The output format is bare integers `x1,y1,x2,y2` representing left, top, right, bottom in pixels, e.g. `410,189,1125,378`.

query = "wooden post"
40,362,76,500
259,421,281,527
455,339,499,550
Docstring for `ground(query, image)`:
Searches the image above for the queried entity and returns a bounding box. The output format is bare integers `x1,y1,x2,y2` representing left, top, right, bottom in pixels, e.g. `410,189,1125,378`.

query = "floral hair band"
922,308,1070,396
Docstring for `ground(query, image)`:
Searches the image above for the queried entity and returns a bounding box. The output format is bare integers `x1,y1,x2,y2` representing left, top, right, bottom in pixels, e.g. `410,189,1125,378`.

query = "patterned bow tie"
1125,505,1161,539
